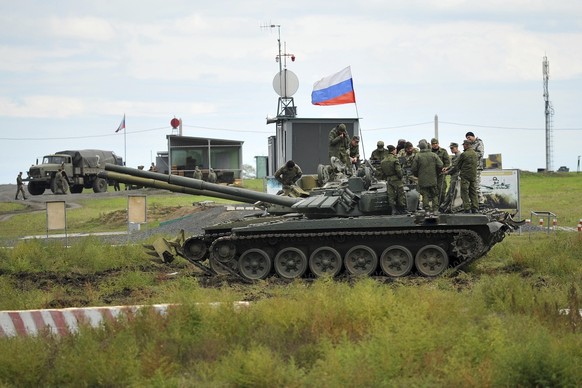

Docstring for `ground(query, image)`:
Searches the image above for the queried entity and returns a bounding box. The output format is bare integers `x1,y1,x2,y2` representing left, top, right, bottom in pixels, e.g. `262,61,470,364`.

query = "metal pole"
434,114,438,140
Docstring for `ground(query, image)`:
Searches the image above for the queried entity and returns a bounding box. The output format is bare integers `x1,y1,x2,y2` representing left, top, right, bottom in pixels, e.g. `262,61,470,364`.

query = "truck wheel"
70,185,84,194
27,181,45,196
92,178,108,193
50,178,58,194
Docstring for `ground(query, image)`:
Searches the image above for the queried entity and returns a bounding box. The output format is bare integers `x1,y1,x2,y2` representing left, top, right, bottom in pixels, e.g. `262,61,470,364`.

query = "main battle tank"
100,164,522,281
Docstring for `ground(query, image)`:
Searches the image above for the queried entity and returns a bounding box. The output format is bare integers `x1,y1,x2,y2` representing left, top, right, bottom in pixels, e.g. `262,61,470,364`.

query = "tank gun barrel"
99,170,256,203
102,164,300,207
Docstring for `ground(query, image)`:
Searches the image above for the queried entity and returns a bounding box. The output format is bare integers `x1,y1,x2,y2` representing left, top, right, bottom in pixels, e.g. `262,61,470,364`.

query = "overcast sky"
1,1,581,185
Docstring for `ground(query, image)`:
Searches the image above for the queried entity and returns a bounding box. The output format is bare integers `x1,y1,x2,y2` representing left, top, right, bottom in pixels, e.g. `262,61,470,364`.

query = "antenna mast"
543,55,554,171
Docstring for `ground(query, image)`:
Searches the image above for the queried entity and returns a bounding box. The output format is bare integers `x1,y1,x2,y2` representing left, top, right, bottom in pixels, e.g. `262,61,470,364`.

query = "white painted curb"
0,302,250,337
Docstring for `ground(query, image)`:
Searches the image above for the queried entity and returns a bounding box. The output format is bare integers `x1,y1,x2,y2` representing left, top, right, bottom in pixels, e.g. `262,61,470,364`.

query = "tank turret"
100,164,522,281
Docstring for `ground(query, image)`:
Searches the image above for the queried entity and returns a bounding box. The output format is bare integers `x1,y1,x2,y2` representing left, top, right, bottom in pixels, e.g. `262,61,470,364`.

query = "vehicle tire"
92,177,108,193
27,181,45,196
70,184,84,194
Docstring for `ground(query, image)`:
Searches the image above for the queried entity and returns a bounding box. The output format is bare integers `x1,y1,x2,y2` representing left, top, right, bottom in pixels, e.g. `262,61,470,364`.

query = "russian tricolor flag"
311,66,356,106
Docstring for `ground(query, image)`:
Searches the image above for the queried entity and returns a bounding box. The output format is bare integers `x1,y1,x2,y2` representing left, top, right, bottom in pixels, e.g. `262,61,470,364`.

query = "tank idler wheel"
239,249,272,280
212,241,237,263
344,245,378,276
274,248,308,279
210,257,238,275
379,245,414,277
415,245,449,277
183,238,208,261
309,247,342,277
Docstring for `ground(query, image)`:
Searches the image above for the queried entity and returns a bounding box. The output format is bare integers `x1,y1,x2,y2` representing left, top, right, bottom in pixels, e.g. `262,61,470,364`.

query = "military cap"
449,142,459,148
352,135,359,141
431,138,439,144
377,141,384,147
465,131,475,137
338,123,347,131
387,145,396,152
463,139,471,145
418,139,428,149
404,141,413,148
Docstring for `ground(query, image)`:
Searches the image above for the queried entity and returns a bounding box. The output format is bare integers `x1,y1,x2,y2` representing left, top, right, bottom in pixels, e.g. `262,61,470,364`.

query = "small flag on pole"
311,66,356,106
115,114,125,133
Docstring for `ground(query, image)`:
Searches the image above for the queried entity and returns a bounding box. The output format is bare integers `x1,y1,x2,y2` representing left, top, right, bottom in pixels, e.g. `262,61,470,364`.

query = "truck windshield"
43,156,68,164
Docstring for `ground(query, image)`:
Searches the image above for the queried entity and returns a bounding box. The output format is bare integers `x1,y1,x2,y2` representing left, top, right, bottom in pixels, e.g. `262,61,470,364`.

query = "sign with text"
480,169,520,212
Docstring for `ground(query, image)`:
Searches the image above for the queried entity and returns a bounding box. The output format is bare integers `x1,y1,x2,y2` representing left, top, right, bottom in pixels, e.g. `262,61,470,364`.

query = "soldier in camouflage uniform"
15,172,27,200
440,142,461,211
411,139,443,213
465,131,485,205
328,124,351,174
369,141,388,179
397,141,418,185
349,135,361,171
380,145,407,214
274,160,303,196
447,140,478,213
430,138,450,202
193,166,203,180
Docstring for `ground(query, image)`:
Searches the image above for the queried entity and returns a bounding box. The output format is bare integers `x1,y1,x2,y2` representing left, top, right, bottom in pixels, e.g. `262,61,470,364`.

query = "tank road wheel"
239,249,272,280
211,240,237,263
451,230,484,261
309,247,342,277
210,257,238,275
344,245,378,276
379,245,414,277
92,177,108,193
415,245,449,277
183,238,208,261
274,248,308,279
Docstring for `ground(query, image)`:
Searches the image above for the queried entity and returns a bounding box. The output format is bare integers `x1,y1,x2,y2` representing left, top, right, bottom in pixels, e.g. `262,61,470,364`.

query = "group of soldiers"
273,123,485,214
369,131,485,214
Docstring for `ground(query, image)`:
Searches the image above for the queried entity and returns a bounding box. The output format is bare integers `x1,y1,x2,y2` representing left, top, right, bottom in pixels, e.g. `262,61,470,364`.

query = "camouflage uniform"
411,147,443,212
193,166,203,180
380,152,407,213
441,144,461,211
15,172,27,200
468,136,485,204
370,141,388,178
430,140,450,202
349,137,360,170
207,168,217,183
328,124,350,171
397,147,418,185
448,144,478,212
275,162,303,196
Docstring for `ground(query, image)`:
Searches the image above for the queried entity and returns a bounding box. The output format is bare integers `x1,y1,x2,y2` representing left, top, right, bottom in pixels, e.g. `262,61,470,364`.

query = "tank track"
177,226,504,280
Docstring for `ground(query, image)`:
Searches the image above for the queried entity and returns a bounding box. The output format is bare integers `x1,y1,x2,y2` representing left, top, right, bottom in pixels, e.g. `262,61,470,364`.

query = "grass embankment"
0,173,581,386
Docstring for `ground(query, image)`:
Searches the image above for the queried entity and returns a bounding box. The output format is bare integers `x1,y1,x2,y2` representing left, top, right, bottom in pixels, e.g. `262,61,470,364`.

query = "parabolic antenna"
273,69,299,98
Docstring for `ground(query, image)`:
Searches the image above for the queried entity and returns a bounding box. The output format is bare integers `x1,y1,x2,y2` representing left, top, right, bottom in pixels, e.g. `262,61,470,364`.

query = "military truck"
26,150,122,195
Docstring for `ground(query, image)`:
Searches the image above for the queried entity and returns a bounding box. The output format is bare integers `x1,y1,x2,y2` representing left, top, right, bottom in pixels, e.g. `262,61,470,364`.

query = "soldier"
411,139,443,213
15,171,27,200
53,169,66,194
398,141,418,185
465,131,485,205
430,138,450,202
447,139,478,213
207,168,217,183
396,139,407,154
148,162,158,172
369,141,387,178
440,142,461,211
349,135,361,171
274,160,303,196
193,166,203,180
381,145,407,214
328,123,351,173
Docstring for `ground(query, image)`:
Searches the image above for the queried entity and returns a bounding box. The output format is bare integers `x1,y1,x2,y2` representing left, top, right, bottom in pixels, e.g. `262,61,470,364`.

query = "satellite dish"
272,69,299,97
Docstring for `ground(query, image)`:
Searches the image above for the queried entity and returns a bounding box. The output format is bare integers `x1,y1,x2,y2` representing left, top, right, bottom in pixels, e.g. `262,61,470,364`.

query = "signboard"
128,195,147,223
480,169,520,212
46,201,66,230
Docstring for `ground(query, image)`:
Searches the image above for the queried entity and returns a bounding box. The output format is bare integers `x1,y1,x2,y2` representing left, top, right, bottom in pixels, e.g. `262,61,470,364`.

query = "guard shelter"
158,135,244,183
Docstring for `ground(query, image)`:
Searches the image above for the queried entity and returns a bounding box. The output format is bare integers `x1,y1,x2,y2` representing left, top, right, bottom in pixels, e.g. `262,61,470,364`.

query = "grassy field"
0,172,581,386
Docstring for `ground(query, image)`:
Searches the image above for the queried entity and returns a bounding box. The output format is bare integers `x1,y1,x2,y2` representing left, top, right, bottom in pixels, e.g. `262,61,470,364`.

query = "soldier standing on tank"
349,135,361,171
328,123,351,174
15,172,27,200
465,131,485,205
412,139,443,213
369,141,387,178
381,145,407,215
207,168,217,183
193,166,203,180
398,141,418,185
430,138,450,202
446,139,478,213
396,139,407,154
274,160,303,196
440,142,461,211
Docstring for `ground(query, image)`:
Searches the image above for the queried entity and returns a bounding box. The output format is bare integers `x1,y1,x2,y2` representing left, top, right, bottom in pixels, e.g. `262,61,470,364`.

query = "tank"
100,164,523,280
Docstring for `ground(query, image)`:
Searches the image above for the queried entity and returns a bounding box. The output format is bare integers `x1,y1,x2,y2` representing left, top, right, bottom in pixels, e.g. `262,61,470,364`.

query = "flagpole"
354,99,366,160
124,124,127,167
